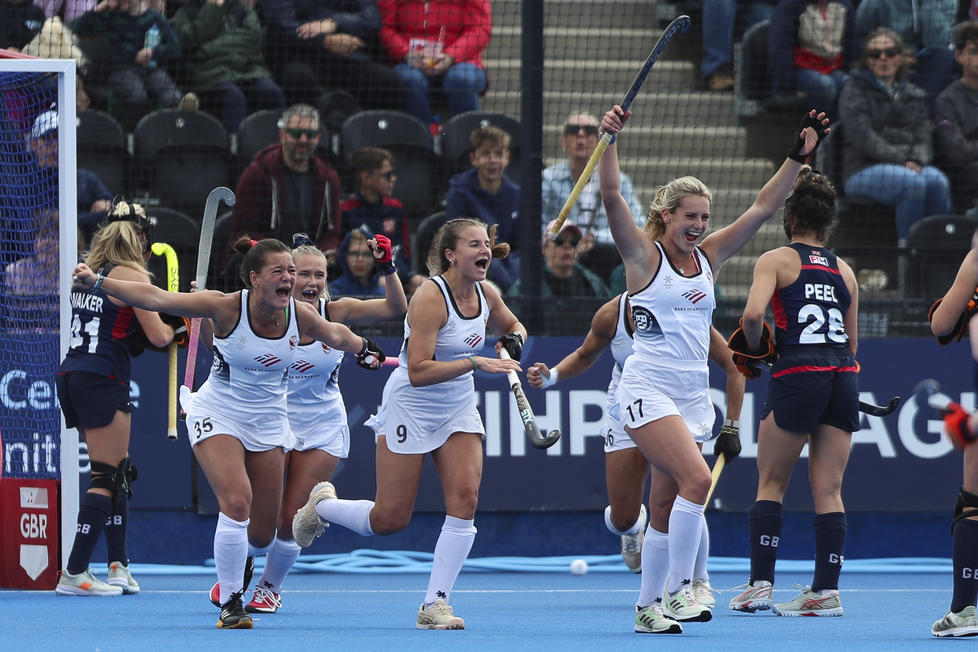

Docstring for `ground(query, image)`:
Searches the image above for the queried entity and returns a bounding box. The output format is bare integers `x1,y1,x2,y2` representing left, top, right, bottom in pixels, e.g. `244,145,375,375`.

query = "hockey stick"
499,348,561,449
704,453,726,506
150,242,179,440
183,187,235,402
550,14,691,235
858,396,901,417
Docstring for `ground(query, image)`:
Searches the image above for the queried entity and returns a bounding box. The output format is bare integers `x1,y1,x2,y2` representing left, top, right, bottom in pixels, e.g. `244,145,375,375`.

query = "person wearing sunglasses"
542,112,644,254
507,219,610,302
226,104,343,291
838,27,952,252
341,147,425,293
444,126,521,291
853,0,956,112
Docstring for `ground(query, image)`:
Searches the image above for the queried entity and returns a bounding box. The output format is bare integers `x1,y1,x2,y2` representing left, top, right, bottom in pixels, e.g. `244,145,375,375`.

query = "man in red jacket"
222,104,342,288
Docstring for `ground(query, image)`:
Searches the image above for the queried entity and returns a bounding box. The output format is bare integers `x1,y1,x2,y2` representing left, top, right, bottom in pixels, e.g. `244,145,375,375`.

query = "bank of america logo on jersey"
682,289,708,304
464,333,483,348
254,353,282,367
291,359,315,373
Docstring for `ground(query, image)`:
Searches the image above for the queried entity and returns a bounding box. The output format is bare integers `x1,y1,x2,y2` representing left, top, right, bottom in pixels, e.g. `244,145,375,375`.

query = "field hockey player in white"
292,217,526,630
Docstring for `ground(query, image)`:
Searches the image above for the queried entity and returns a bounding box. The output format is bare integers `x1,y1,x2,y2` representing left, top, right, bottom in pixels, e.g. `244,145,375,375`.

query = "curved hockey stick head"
913,378,954,414
858,395,901,417
528,424,561,450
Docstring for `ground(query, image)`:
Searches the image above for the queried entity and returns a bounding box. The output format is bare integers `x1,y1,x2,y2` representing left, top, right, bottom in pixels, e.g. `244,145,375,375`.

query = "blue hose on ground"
126,551,954,575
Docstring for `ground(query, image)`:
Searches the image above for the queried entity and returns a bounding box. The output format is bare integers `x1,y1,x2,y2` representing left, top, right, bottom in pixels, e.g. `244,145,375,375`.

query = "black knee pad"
90,457,137,499
952,486,978,533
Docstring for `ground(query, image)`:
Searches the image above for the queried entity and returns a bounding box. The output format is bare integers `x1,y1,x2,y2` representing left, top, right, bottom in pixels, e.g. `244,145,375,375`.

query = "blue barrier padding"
125,551,954,575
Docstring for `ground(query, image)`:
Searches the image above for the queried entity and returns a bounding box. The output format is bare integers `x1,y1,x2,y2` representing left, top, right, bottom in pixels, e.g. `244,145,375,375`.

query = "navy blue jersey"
60,266,137,381
770,243,851,353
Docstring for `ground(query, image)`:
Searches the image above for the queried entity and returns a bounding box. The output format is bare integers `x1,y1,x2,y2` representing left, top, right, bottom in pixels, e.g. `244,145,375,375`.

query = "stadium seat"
132,110,232,217
440,111,522,182
411,210,447,276
340,111,444,220
234,110,281,172
734,20,808,118
76,110,129,197
145,206,201,293
904,214,978,298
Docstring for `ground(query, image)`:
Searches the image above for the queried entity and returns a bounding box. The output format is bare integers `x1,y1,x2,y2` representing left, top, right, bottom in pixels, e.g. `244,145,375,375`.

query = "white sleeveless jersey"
195,290,299,424
287,298,346,438
393,275,490,389
603,293,637,453
624,242,715,403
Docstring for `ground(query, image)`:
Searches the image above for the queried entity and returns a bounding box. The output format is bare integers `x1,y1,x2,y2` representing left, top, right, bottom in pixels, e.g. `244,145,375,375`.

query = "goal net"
0,54,78,570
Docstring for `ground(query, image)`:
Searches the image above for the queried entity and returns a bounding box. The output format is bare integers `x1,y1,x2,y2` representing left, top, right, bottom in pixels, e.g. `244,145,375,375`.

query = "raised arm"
328,235,408,325
527,295,618,388
702,111,829,268
598,105,652,266
72,263,221,319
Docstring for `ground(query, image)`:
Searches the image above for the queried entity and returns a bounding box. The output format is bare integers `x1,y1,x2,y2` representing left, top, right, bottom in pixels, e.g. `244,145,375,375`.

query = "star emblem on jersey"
437,590,447,599
663,275,674,289
289,335,298,350
254,353,282,367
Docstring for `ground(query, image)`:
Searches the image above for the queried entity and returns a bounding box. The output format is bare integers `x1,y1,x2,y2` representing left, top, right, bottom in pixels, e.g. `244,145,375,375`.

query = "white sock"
424,516,476,606
214,512,249,605
317,498,375,536
248,539,274,558
693,514,709,582
605,504,647,536
666,496,704,595
256,537,301,593
637,526,669,607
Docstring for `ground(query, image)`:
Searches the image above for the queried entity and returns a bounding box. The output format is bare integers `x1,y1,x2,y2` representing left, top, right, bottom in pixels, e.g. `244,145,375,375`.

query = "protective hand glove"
499,332,524,361
944,402,977,449
727,319,777,379
928,287,978,345
787,111,830,163
713,422,741,461
356,337,385,370
371,234,396,275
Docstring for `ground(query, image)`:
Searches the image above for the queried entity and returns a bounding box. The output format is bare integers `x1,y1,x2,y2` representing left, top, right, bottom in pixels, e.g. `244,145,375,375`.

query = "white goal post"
0,56,78,571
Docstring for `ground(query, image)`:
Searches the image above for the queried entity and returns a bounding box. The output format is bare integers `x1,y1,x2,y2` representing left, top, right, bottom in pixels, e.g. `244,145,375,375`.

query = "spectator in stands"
508,220,610,299
227,104,342,283
542,111,643,254
3,208,58,296
854,0,957,112
378,0,490,128
1,0,45,51
768,0,858,114
340,146,425,293
70,0,184,130
701,0,775,92
328,226,385,297
444,126,520,291
935,21,978,216
170,0,286,134
838,27,952,246
36,0,95,22
259,0,402,113
29,109,113,247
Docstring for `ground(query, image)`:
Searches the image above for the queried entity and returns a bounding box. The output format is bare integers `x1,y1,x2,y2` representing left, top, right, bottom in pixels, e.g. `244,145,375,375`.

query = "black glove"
787,111,830,163
713,422,741,461
499,332,524,361
356,337,385,370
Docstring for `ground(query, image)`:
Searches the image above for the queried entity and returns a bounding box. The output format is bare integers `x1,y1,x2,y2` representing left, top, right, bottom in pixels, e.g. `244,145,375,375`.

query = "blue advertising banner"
2,335,973,512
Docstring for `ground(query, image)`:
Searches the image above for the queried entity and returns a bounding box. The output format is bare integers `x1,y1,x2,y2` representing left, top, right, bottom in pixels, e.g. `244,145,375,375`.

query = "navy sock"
950,518,978,612
812,512,847,592
66,492,113,574
748,500,782,584
104,491,129,566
